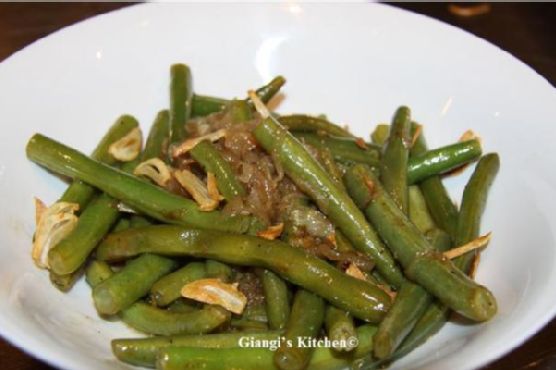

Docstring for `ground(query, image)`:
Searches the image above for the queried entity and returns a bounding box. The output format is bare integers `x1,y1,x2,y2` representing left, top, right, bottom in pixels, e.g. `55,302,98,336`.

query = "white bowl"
0,3,555,370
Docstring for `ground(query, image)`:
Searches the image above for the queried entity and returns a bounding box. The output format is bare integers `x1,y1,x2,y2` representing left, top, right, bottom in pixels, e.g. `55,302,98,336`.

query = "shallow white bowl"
0,3,555,370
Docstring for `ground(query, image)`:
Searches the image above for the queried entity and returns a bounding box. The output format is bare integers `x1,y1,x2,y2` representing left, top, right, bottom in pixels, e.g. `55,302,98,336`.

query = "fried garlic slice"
133,158,172,187
181,278,247,314
256,223,284,240
172,129,227,157
345,263,367,281
174,169,220,211
444,232,492,260
32,198,79,269
109,127,142,161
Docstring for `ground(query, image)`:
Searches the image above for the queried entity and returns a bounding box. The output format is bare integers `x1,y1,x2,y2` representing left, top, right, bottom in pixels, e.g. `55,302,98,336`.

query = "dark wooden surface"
0,3,554,370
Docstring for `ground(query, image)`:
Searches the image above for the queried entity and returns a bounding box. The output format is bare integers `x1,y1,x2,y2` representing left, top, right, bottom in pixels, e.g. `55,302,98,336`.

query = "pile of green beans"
26,64,499,370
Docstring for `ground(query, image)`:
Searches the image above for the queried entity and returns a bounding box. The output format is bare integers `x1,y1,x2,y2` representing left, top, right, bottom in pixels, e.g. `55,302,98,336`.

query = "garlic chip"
172,129,227,157
181,278,247,314
443,232,491,260
109,127,142,161
345,263,367,281
133,158,172,187
174,169,220,211
256,223,284,240
32,198,79,269
206,172,224,202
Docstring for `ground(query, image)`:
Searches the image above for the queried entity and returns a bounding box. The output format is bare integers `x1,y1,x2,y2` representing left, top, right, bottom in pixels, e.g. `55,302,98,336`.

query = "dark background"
0,3,554,370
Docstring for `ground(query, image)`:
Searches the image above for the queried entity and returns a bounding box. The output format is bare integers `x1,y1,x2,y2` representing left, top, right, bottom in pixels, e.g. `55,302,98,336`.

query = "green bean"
230,99,253,124
252,76,286,105
169,64,193,145
167,298,199,313
410,124,459,238
324,306,357,352
258,269,290,330
85,260,113,287
190,76,285,118
112,332,282,368
48,194,120,275
157,347,278,370
454,153,500,269
230,318,269,333
408,186,436,234
190,140,246,200
93,254,178,315
96,225,392,323
370,124,389,147
362,154,500,368
129,215,152,228
274,289,325,370
380,106,412,213
253,115,404,288
407,139,481,184
112,217,131,232
316,147,346,189
344,164,496,322
295,132,380,167
206,260,233,282
49,266,84,292
420,178,459,240
192,95,228,117
48,158,142,276
121,303,230,336
373,282,431,359
309,325,376,370
150,262,207,307
58,115,139,208
280,114,354,138
26,134,256,233
49,116,139,289
143,110,170,161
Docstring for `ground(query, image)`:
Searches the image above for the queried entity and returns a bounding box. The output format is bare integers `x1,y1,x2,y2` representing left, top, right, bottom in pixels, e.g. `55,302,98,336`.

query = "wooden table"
0,3,554,369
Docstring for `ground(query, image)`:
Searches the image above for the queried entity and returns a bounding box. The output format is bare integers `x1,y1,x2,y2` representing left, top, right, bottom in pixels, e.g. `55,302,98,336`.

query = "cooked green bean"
316,147,346,189
380,106,412,213
410,124,458,238
454,153,500,269
344,164,496,322
253,115,404,288
190,76,285,118
190,140,246,200
150,262,207,307
158,347,278,370
230,99,253,124
324,306,356,352
48,194,120,275
408,139,482,184
85,260,113,287
274,289,325,370
112,332,282,368
192,95,228,117
360,154,500,368
169,64,193,145
258,269,290,330
370,124,389,147
295,132,380,167
143,110,170,161
167,298,199,313
96,225,392,322
206,260,234,282
59,114,139,208
93,254,178,315
26,134,256,233
49,266,84,292
121,303,230,336
280,114,354,138
309,325,376,370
